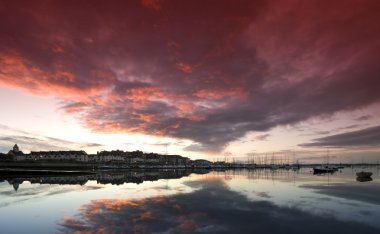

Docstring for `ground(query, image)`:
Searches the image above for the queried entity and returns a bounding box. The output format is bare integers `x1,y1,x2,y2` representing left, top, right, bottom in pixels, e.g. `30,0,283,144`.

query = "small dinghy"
356,171,373,182
356,171,372,178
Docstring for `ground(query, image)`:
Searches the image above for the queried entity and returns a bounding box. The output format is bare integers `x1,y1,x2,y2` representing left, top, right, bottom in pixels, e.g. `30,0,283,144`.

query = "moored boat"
313,165,337,174
356,171,372,178
314,151,338,174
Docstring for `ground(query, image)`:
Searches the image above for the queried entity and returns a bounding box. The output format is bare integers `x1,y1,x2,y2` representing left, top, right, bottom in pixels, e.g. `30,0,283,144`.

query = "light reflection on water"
0,167,379,233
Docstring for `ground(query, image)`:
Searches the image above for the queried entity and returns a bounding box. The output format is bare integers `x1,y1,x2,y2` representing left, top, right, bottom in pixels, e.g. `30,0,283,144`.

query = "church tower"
13,144,19,153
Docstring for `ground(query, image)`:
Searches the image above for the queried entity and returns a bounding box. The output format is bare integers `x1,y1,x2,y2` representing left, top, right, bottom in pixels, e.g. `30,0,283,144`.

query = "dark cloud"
59,179,380,233
336,124,366,131
315,131,330,135
1,1,380,152
299,125,380,148
183,143,213,152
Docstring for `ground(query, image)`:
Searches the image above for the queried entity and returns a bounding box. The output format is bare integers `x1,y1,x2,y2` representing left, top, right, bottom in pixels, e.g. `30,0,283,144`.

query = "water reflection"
0,168,379,234
300,183,380,205
59,177,379,234
0,169,208,191
356,177,373,182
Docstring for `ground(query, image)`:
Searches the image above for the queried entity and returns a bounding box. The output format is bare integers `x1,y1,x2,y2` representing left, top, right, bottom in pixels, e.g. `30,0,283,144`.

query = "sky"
0,0,380,162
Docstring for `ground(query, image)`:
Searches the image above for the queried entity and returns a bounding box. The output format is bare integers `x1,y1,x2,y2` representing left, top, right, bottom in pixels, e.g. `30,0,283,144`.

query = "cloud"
141,0,164,11
336,124,366,131
314,131,330,135
254,134,270,141
1,1,380,152
0,135,103,152
299,125,380,148
355,115,372,121
0,124,30,135
0,124,103,152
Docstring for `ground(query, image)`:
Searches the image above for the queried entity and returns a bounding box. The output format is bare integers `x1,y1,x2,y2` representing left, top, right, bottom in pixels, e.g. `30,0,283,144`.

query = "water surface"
0,167,379,233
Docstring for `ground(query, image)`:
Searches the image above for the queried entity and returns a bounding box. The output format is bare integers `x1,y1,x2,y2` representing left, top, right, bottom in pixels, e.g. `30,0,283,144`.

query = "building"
144,153,160,163
8,144,25,161
159,154,190,166
2,144,193,166
93,150,127,163
129,150,144,164
0,152,12,161
29,151,88,162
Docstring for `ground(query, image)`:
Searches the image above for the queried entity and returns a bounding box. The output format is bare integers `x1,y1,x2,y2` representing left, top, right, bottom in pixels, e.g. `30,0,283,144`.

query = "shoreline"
0,161,197,170
1,161,378,171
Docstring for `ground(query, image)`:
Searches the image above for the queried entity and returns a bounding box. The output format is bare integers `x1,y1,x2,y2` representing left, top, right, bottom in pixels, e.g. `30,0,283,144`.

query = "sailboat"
313,165,336,174
313,150,337,174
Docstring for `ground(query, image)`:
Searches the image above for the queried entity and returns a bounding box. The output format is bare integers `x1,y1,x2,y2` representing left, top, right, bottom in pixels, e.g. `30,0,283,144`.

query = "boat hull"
356,171,372,178
313,166,337,174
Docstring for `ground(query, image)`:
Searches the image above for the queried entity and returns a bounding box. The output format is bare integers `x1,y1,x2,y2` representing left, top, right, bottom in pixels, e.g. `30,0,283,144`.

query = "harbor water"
0,167,379,233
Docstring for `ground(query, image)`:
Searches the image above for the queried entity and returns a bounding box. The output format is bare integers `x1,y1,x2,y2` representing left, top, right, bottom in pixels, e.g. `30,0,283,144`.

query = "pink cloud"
1,0,380,152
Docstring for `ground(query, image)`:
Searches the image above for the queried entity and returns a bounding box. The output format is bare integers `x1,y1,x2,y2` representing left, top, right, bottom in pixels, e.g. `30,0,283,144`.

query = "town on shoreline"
0,144,376,170
0,144,213,169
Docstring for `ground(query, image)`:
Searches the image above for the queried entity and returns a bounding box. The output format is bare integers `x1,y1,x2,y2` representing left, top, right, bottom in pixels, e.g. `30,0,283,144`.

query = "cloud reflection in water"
300,183,380,205
59,178,379,234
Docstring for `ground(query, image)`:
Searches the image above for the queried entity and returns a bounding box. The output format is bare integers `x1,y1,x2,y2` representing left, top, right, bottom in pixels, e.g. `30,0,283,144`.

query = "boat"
313,150,338,174
356,171,372,178
313,165,337,174
355,163,373,182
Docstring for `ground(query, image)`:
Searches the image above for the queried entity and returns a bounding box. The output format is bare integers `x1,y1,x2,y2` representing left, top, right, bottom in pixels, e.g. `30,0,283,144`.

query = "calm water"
0,167,380,234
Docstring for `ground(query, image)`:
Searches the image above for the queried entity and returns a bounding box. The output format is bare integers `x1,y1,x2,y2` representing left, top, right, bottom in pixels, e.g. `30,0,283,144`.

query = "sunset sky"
1,0,380,162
